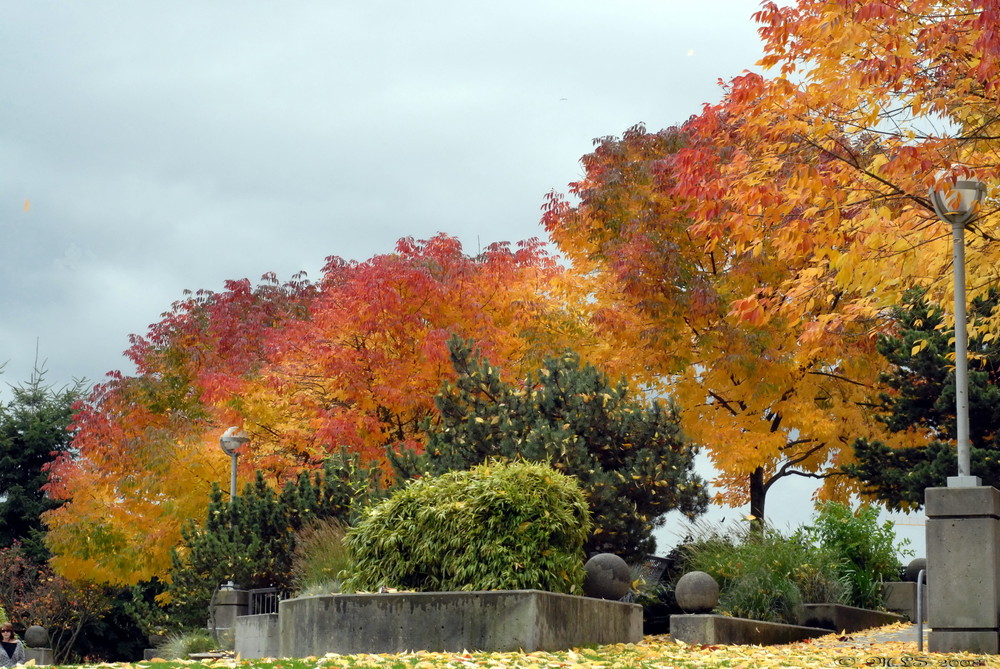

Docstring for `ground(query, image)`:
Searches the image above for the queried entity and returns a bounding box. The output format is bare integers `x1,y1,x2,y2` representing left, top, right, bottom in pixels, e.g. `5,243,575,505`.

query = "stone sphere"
904,558,928,583
24,625,48,648
675,571,720,613
583,553,632,600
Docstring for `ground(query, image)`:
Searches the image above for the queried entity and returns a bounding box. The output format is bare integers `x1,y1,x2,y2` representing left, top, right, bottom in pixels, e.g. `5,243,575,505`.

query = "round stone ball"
675,571,720,613
583,553,632,600
24,625,49,648
904,558,928,583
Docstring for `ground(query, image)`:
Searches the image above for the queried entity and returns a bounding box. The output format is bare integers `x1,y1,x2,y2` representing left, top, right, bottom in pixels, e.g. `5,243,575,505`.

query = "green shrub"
796,501,909,610
393,337,708,563
680,523,846,624
291,517,351,594
342,460,590,594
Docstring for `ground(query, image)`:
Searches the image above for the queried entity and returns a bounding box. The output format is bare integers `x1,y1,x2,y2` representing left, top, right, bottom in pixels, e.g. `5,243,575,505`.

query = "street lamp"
219,427,249,501
929,168,986,487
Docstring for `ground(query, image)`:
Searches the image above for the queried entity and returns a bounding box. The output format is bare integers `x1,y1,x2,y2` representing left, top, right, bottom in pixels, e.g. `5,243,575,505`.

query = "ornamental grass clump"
291,517,351,595
680,522,846,624
342,460,591,594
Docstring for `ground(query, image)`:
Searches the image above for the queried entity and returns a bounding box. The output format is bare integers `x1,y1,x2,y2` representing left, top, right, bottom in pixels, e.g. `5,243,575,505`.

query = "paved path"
791,621,931,651
842,622,928,646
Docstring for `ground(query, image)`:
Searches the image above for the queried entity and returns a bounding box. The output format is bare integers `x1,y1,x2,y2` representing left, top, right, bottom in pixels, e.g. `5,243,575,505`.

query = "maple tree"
542,124,892,523
43,235,588,586
543,0,1000,519
670,0,1000,510
235,234,586,473
42,272,314,585
675,0,1000,329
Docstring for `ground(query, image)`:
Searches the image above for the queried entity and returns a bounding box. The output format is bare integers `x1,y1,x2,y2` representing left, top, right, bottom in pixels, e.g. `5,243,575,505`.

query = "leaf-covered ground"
62,624,1000,669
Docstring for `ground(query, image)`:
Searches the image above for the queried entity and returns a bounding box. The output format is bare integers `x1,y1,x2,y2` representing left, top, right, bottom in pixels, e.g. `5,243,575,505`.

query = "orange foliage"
44,235,588,585
679,0,1000,334
543,122,897,520
547,0,1000,518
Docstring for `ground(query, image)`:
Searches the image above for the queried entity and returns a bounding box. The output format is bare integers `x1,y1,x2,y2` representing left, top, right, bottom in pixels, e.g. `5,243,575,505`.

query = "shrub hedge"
342,460,591,594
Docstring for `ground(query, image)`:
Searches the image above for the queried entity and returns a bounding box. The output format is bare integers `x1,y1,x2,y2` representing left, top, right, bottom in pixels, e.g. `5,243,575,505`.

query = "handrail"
917,568,926,652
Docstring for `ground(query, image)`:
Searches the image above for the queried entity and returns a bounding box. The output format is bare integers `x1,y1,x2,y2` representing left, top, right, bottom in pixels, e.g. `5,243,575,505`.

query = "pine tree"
165,450,381,628
845,290,1000,509
0,371,83,564
392,337,709,562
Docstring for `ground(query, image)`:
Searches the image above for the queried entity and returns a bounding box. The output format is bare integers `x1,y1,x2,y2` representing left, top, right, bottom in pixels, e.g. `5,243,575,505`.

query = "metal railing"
622,555,670,602
248,587,287,615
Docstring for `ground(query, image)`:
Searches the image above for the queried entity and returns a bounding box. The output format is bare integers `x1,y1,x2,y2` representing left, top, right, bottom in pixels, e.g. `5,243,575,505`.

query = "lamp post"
929,169,986,487
219,427,249,501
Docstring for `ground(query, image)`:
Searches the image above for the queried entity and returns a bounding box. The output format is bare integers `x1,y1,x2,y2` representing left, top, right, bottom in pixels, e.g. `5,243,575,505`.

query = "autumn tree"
673,0,1000,331
543,0,1000,518
44,235,593,586
542,125,891,523
44,271,315,584
393,337,709,562
235,234,587,471
647,0,1000,510
0,371,82,564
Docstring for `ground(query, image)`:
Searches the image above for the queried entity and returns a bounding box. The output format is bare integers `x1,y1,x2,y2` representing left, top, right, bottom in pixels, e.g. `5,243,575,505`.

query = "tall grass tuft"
291,517,352,595
680,521,846,624
155,629,217,659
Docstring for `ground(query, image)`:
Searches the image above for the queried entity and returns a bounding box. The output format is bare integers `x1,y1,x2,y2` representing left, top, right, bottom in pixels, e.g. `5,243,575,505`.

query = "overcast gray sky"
0,1,924,555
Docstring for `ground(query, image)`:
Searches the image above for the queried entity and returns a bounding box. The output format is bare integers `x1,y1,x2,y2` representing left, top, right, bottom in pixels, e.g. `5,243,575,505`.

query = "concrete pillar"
24,648,54,665
926,486,1000,653
210,588,249,644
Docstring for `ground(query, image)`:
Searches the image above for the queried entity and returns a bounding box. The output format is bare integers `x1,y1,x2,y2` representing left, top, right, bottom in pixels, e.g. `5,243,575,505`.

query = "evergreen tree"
844,289,1000,509
166,450,381,628
392,337,709,563
0,371,83,564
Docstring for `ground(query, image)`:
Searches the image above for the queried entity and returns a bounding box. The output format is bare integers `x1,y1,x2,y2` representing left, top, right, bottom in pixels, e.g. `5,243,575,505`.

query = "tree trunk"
749,467,767,533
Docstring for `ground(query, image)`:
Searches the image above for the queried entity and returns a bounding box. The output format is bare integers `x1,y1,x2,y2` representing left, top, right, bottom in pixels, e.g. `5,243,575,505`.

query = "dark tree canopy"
166,450,381,628
844,290,1000,510
392,337,709,563
0,371,83,564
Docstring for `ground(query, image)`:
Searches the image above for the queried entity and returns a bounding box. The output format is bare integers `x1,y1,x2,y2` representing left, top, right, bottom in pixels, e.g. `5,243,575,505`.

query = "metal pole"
231,452,238,502
953,220,971,479
917,568,926,652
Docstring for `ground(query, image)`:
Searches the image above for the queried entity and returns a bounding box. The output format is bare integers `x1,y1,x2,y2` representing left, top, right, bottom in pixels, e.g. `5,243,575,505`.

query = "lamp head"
220,426,249,456
930,167,985,225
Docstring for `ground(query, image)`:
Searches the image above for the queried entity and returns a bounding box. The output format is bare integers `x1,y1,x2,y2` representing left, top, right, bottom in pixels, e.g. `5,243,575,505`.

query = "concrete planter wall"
670,614,828,646
882,582,928,622
278,590,642,657
235,613,280,660
798,603,905,632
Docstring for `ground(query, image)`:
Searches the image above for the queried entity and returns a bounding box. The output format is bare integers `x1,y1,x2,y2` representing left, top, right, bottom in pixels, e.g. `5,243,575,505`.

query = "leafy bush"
796,501,909,609
680,522,846,624
291,517,351,594
342,460,590,594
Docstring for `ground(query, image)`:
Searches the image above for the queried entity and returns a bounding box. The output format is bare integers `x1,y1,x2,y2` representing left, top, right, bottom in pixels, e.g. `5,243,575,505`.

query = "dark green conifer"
392,336,708,562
